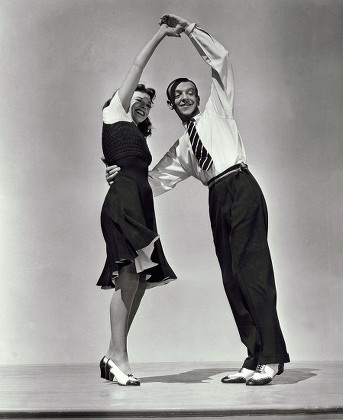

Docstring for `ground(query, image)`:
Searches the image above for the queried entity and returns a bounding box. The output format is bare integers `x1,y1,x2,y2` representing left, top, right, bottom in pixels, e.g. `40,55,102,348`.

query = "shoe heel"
277,363,284,375
99,356,109,380
100,364,108,379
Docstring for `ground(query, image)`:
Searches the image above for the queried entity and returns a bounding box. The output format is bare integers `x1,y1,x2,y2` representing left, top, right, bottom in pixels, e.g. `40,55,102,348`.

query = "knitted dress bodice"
102,121,152,166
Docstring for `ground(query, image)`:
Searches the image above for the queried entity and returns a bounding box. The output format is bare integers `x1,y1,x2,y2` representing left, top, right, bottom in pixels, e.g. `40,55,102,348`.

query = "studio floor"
0,361,342,419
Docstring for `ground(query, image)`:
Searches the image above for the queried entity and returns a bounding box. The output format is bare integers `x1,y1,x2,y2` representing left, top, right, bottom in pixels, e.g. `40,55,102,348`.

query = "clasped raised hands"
159,23,182,38
160,14,191,36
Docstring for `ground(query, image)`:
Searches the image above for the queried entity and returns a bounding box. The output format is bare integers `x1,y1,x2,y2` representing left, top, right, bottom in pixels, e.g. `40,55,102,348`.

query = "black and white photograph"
1,0,342,418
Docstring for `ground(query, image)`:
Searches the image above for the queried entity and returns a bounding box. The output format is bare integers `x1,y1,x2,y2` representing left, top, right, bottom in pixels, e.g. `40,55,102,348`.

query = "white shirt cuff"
185,23,196,36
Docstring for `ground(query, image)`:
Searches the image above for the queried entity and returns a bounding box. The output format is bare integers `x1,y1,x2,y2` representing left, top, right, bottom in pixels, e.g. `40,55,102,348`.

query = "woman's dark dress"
97,118,176,289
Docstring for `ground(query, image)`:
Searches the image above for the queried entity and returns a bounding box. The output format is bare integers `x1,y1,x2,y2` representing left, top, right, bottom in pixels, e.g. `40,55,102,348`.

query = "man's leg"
209,170,289,384
209,177,261,373
228,170,289,366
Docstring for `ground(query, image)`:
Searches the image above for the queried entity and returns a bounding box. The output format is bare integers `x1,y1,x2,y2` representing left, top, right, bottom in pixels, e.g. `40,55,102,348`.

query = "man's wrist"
180,19,191,29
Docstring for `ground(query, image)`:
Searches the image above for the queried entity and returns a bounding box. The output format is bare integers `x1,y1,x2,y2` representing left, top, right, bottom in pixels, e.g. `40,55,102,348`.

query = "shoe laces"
256,364,265,373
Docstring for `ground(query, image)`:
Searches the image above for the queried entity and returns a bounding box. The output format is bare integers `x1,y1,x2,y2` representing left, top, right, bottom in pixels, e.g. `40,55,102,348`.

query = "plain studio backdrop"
1,0,342,365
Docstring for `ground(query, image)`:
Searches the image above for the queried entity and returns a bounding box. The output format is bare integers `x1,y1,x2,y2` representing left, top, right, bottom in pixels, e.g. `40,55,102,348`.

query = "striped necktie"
186,119,213,170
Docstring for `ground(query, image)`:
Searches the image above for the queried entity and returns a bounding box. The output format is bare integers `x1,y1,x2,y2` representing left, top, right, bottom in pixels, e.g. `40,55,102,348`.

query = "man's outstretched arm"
104,141,191,196
148,140,191,196
104,159,120,185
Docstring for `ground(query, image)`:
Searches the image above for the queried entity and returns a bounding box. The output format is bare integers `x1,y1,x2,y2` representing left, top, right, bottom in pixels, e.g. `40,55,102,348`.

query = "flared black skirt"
97,156,176,289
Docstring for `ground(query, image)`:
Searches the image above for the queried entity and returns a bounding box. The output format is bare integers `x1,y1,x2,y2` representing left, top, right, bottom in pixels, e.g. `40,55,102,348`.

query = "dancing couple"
97,14,289,387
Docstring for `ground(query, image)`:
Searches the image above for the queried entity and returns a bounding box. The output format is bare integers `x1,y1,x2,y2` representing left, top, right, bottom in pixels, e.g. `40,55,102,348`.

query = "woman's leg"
106,264,139,374
128,278,147,331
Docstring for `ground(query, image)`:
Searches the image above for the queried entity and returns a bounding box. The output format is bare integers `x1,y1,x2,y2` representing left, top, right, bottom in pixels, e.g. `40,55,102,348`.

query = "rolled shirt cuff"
185,22,196,36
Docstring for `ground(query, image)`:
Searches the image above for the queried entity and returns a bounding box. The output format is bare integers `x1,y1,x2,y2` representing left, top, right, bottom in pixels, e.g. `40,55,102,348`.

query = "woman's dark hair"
103,83,156,137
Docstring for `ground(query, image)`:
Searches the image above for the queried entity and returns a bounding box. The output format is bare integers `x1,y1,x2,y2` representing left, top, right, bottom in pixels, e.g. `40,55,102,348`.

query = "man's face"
172,81,200,121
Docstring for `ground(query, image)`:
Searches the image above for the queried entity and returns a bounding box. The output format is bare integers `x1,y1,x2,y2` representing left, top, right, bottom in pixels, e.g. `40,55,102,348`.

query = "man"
106,14,290,385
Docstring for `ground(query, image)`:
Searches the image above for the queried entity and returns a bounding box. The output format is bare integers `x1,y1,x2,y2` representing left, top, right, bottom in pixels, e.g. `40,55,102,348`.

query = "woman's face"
130,91,152,124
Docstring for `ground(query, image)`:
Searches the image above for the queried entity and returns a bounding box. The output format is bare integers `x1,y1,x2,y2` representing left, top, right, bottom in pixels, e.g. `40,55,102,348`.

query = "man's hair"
103,83,156,137
166,78,198,105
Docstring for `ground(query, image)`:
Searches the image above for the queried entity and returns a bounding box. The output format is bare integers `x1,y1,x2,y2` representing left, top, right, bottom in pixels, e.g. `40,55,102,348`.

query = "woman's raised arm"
118,24,182,112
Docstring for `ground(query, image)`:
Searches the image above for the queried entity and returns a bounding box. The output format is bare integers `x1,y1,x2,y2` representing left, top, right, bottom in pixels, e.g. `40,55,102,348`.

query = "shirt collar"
182,111,202,128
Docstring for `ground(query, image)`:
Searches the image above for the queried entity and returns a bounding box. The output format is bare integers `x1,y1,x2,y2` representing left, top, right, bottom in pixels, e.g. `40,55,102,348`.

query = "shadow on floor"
274,368,319,385
139,367,318,385
140,367,229,384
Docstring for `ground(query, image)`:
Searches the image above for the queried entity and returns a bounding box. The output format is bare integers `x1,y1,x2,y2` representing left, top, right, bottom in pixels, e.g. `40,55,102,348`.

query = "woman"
97,23,179,386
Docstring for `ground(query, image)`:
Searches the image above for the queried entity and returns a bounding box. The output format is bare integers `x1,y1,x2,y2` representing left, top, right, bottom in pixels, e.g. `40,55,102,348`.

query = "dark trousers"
208,168,290,370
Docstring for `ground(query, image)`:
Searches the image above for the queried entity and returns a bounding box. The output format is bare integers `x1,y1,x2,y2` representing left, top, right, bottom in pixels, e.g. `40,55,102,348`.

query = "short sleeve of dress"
103,92,133,124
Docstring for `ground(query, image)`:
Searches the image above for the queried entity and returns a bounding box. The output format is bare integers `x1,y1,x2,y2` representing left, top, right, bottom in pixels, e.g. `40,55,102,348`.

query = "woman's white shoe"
107,359,140,386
